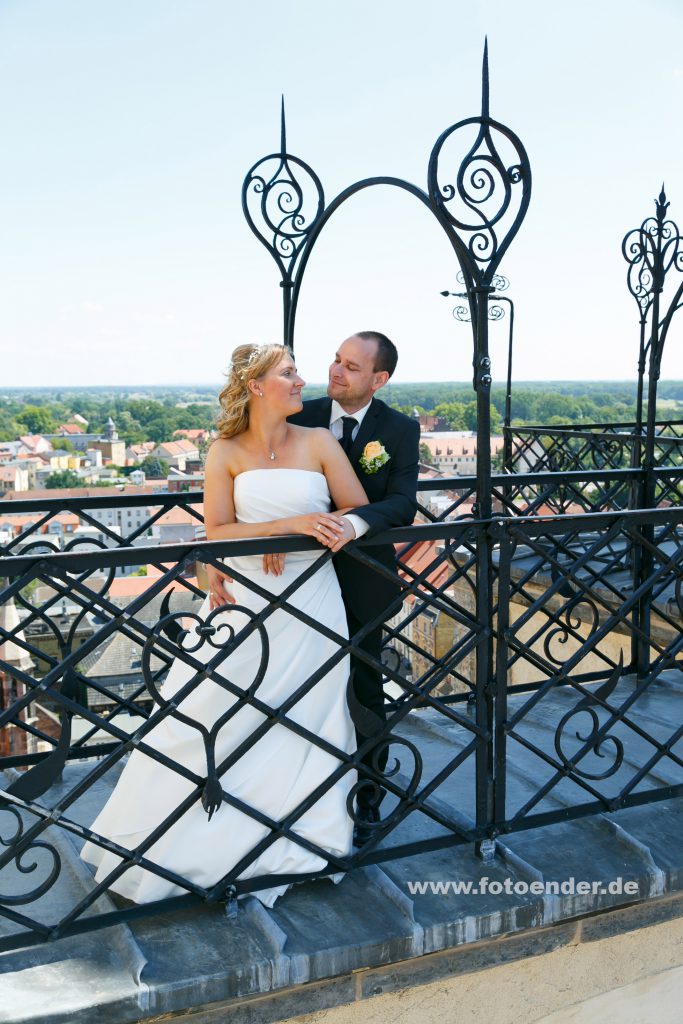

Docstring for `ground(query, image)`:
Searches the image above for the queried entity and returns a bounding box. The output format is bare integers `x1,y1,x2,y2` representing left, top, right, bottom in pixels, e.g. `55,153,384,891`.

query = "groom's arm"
349,417,420,537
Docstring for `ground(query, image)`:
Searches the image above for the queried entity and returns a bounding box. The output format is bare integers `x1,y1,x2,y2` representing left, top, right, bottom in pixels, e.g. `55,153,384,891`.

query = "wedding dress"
80,469,355,906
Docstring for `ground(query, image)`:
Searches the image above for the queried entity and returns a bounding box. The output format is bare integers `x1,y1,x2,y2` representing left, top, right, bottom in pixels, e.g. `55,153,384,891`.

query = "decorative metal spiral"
590,436,626,471
345,677,423,842
455,270,509,292
243,155,324,273
554,658,625,781
546,445,577,473
622,187,683,317
453,302,505,323
242,102,324,282
0,804,61,905
429,118,529,283
4,536,118,803
345,735,423,839
427,44,530,289
543,596,600,668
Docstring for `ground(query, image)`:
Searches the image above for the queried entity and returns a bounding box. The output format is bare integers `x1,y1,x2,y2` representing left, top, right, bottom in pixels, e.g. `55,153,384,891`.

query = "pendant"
269,451,276,461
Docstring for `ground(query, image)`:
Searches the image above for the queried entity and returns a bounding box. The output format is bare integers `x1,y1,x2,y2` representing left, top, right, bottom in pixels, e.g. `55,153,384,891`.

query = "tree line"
0,396,216,445
1,381,681,444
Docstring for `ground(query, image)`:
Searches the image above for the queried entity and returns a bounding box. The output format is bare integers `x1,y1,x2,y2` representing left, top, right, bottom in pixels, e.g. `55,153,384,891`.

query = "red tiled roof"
156,439,199,457
0,512,81,534
396,540,452,602
18,435,50,451
1,484,166,500
526,501,585,516
156,506,204,526
107,576,199,597
173,429,209,440
419,434,504,456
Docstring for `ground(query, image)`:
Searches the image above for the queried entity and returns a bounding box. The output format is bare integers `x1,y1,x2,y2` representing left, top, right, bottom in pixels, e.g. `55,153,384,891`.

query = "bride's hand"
263,552,286,576
290,512,346,547
206,563,235,609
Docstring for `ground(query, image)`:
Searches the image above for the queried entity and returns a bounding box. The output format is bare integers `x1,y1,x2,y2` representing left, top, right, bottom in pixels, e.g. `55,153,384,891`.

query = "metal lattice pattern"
2,506,682,946
0,491,206,558
493,510,683,832
0,523,487,945
509,421,683,476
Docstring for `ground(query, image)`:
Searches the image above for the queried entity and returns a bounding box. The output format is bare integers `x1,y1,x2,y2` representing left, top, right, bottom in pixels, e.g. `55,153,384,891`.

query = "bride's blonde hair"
216,343,292,439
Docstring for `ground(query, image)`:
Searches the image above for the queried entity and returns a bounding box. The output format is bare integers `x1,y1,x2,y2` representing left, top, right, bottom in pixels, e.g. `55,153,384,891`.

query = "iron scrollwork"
455,269,510,292
0,804,61,905
345,677,422,843
4,536,118,804
622,187,683,394
590,436,626,471
541,562,601,668
554,657,625,781
242,98,325,285
142,606,269,821
427,43,531,288
453,301,506,324
622,187,683,312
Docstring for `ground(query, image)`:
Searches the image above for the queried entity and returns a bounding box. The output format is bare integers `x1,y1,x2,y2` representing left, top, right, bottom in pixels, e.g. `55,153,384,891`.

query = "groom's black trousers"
345,604,389,809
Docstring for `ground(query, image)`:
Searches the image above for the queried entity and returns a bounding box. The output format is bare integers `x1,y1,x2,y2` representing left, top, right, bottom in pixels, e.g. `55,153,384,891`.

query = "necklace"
263,427,286,462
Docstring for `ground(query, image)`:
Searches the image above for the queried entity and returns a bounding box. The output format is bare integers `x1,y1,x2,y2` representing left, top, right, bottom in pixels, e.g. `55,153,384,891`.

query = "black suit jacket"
289,396,420,623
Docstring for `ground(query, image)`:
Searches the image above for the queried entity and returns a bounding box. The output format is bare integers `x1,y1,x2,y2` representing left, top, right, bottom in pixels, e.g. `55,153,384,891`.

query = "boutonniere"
359,440,390,474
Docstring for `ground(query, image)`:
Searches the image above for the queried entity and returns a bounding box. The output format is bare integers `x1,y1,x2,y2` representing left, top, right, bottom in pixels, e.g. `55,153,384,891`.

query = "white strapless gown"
80,469,355,906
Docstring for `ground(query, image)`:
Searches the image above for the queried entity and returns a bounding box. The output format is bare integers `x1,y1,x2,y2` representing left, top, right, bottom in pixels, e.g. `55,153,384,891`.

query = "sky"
2,0,683,390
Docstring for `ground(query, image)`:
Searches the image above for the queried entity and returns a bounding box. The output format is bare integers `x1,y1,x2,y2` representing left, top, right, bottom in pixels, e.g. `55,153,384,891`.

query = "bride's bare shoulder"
205,436,240,470
290,424,331,446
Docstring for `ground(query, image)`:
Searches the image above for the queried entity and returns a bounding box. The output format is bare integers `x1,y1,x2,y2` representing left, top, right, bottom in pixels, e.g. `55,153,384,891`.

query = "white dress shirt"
329,399,372,539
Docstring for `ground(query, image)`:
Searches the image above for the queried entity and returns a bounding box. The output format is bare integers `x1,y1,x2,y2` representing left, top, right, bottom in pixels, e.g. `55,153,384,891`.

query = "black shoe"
353,804,381,847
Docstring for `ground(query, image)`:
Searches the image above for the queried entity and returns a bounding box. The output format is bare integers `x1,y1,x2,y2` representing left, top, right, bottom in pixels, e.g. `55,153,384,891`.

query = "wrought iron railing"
0,490,206,558
3,463,679,557
1,493,683,948
507,420,683,475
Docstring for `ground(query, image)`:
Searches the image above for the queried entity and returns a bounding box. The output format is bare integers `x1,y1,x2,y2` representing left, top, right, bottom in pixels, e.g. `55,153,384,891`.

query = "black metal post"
472,285,495,856
633,316,648,479
629,314,648,672
637,286,660,679
442,283,514,488
499,296,515,474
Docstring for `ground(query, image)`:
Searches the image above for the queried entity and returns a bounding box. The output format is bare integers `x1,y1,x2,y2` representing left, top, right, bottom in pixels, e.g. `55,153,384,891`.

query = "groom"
289,331,420,845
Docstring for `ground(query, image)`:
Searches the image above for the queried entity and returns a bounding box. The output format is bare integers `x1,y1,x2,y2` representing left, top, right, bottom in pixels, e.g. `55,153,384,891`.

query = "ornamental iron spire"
242,42,531,350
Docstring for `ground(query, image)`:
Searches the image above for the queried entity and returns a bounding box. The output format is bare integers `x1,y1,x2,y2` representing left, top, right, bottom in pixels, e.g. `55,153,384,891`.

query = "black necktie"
340,416,357,454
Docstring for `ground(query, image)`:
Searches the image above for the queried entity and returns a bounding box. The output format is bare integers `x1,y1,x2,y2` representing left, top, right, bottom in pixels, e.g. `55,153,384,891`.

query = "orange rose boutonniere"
359,440,390,474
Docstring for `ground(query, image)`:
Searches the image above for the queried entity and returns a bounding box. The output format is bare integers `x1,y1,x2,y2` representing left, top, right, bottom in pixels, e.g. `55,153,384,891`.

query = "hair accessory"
229,345,270,381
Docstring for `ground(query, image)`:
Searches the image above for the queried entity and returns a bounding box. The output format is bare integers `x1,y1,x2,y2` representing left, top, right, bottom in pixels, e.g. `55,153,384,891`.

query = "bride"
80,343,368,906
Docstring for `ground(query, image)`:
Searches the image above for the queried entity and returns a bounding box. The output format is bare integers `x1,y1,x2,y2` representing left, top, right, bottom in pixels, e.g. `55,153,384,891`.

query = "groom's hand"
206,563,235,609
328,516,356,553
